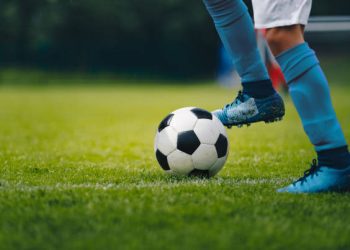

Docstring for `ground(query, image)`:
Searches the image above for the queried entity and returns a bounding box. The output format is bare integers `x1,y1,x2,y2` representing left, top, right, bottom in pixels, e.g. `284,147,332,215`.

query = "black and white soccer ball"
154,107,229,178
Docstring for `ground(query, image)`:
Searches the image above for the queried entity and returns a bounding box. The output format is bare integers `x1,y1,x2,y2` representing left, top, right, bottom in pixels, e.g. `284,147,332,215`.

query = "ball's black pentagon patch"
177,130,200,155
156,149,170,170
189,169,210,179
158,114,174,132
191,108,212,120
215,134,228,158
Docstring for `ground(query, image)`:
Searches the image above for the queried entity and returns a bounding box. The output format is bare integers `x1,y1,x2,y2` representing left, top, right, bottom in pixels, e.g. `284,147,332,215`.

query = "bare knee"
265,28,288,53
266,25,305,56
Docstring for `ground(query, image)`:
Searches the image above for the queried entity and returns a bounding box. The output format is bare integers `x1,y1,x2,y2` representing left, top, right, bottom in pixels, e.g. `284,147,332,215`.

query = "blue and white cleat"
278,159,350,193
213,91,285,128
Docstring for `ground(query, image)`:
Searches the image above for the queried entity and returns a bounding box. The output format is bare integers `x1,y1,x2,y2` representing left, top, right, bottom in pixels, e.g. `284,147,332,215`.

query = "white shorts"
251,0,312,29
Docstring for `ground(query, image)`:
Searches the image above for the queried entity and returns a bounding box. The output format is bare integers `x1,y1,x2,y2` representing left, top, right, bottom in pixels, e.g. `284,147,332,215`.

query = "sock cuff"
242,79,275,98
203,0,247,27
276,43,319,84
317,145,349,157
317,145,350,168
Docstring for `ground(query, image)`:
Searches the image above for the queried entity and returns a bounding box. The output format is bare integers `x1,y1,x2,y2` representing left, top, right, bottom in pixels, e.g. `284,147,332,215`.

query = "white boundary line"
0,178,292,192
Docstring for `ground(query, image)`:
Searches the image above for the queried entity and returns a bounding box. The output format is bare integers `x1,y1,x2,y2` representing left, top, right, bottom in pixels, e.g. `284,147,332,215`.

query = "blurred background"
0,0,350,81
1,2,350,249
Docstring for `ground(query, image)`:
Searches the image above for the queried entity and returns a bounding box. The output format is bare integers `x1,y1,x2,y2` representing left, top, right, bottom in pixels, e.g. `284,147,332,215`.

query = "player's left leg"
203,0,285,128
263,24,350,193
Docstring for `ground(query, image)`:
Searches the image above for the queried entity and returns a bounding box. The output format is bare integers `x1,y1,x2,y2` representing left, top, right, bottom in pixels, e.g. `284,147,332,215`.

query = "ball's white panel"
171,107,196,115
170,111,198,132
213,115,227,137
194,119,220,145
167,150,194,175
209,156,227,177
191,144,217,170
156,126,178,155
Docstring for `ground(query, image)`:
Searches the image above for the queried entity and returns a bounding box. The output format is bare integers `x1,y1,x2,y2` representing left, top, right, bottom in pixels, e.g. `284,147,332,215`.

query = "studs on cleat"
226,116,283,128
264,116,283,124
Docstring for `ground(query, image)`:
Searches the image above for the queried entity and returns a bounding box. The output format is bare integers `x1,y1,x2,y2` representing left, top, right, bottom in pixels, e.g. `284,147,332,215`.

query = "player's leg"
202,0,285,127
265,26,304,56
260,10,350,192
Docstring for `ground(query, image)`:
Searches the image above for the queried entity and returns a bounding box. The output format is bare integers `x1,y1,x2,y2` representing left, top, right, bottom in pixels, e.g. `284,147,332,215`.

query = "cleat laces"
223,90,245,118
294,159,321,185
225,91,245,108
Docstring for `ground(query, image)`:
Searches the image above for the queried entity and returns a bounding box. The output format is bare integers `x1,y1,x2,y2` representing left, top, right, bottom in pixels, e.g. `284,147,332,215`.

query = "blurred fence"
0,0,350,78
305,16,350,53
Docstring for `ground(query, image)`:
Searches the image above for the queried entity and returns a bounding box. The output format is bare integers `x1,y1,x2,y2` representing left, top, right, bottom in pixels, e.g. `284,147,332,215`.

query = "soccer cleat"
212,91,285,128
277,159,350,193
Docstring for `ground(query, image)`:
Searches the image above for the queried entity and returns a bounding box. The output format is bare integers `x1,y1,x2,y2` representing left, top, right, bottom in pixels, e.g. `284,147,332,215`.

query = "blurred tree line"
1,0,349,78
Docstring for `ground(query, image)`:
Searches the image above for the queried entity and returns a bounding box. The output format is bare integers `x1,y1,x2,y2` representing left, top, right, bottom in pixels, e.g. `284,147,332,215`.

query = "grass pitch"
0,72,350,250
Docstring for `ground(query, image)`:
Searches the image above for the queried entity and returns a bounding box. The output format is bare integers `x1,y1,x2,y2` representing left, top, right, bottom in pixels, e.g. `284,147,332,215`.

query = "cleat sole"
223,115,284,129
264,116,284,124
224,116,283,129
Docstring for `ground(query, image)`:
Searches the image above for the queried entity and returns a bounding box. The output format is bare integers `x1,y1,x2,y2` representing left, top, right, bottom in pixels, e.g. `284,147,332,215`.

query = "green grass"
0,75,350,250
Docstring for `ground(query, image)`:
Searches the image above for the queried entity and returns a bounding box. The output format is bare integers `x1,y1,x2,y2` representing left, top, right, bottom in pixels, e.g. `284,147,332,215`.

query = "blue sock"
317,146,350,169
277,43,350,168
203,0,275,98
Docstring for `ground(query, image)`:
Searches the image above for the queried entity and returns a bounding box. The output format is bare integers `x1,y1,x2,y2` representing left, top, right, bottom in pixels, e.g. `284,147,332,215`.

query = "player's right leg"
202,0,285,128
255,1,350,193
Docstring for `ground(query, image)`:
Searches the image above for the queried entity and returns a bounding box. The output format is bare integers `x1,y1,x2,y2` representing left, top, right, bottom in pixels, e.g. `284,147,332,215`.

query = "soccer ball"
154,107,229,178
